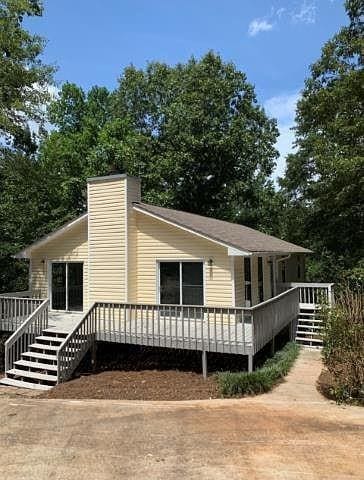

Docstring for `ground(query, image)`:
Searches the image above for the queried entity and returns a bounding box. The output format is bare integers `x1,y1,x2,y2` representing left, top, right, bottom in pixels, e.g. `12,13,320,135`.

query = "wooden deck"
1,287,300,385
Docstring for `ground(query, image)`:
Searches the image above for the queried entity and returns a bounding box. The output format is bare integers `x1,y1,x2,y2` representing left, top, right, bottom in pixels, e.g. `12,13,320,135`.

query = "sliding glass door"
159,261,204,306
51,262,83,311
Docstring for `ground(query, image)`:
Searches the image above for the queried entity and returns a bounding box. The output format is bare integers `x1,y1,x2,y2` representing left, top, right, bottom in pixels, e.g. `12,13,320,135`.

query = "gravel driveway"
0,350,363,480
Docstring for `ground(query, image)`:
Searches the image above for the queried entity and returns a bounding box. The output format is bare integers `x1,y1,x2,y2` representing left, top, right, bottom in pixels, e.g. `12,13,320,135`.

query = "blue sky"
25,0,347,180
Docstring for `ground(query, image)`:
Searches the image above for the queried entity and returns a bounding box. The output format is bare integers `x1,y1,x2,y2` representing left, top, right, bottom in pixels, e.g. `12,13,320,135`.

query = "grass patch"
216,342,300,397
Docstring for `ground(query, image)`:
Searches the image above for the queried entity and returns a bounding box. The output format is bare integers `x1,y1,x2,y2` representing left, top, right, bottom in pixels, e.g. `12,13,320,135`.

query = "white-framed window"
158,261,204,306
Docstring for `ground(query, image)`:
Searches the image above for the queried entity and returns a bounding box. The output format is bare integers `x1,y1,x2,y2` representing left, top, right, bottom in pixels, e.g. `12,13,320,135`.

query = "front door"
51,262,83,311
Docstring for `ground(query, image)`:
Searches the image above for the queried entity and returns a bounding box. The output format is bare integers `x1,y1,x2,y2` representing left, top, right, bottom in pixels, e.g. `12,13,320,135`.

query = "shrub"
216,342,300,397
321,288,364,404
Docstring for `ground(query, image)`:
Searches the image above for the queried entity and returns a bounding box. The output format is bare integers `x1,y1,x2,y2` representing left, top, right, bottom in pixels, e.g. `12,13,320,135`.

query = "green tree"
280,0,364,281
0,0,55,292
113,52,280,230
0,0,55,149
38,82,138,217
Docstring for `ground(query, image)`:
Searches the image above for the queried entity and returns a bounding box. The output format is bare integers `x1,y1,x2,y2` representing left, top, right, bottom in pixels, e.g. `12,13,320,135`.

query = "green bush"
321,288,364,404
216,342,300,397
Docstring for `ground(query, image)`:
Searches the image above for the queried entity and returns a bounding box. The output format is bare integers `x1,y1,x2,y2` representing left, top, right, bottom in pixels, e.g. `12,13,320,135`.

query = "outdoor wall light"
208,258,213,267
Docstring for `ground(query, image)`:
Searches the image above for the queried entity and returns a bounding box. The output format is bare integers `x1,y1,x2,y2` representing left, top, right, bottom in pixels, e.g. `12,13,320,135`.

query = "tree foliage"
113,52,280,228
38,53,282,233
0,0,55,149
280,0,364,281
0,0,55,292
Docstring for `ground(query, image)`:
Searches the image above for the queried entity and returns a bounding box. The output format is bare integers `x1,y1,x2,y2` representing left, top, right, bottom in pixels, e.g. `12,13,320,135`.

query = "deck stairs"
0,329,86,390
295,305,323,349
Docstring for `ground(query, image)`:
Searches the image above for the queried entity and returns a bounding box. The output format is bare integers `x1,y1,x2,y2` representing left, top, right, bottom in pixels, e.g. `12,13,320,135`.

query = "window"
281,261,286,283
269,259,274,298
244,257,252,306
258,257,264,303
297,260,301,279
159,261,204,305
51,262,83,311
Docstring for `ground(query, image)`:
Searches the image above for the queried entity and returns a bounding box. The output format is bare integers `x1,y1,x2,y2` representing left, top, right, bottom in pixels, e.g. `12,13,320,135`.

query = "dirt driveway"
0,350,363,480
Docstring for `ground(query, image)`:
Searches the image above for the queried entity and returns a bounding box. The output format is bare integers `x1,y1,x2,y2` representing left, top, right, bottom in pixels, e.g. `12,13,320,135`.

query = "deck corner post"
202,350,207,379
248,354,253,373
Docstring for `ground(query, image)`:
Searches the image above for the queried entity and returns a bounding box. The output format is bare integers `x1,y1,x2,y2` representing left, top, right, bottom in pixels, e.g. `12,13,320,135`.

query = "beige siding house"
17,174,309,313
2,173,335,389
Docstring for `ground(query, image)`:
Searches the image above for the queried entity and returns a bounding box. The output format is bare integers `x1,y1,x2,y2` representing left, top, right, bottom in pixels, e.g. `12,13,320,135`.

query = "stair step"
42,329,69,337
296,330,322,337
36,336,64,344
298,318,323,323
7,368,57,383
295,336,323,344
297,324,322,330
298,311,320,316
22,351,60,362
29,343,60,352
14,360,58,372
0,377,52,391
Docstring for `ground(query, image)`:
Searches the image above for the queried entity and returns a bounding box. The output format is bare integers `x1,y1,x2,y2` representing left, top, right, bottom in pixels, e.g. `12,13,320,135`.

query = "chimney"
87,174,141,304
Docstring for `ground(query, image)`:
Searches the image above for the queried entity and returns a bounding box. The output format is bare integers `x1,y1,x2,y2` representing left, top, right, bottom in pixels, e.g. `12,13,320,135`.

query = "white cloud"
248,19,273,37
247,1,317,37
264,92,300,124
291,1,317,24
264,92,301,182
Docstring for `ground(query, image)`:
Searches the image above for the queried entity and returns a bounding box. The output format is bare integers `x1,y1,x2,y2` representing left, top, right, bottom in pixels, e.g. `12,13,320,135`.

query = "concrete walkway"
0,349,363,480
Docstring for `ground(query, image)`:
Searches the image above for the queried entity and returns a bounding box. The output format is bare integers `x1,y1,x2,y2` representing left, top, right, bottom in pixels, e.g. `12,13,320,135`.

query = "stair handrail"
5,298,49,372
56,303,97,383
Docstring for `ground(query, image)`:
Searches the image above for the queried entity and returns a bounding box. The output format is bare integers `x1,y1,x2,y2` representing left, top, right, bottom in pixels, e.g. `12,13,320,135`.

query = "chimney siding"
87,175,140,304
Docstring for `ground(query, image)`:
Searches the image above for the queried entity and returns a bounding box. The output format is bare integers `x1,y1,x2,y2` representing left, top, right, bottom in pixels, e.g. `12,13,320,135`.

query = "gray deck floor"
2,311,253,354
48,312,83,333
96,316,253,354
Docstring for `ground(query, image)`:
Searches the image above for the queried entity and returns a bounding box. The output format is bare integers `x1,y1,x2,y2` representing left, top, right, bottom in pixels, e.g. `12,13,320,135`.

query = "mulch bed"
41,369,220,401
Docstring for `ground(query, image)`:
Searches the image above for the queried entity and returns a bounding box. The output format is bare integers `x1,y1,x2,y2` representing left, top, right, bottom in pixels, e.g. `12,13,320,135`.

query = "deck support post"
271,335,275,356
248,354,253,373
289,319,296,342
91,340,97,371
202,350,207,379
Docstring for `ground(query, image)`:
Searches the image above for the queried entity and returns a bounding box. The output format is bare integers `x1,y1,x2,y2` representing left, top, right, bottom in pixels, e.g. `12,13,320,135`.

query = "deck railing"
57,304,96,383
4,298,49,372
278,282,334,306
0,290,31,298
56,286,300,381
94,302,252,354
251,287,299,352
0,296,43,332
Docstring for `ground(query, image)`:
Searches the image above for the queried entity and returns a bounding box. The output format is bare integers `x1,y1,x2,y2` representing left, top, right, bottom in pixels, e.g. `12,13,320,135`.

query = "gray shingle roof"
133,202,312,254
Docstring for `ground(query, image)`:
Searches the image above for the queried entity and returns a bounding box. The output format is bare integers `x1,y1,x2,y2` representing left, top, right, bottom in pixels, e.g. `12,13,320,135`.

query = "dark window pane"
258,257,263,282
259,285,264,303
245,284,251,303
244,258,251,282
182,262,203,305
160,262,180,304
52,263,66,310
269,261,274,298
258,257,264,302
68,263,83,311
281,262,286,283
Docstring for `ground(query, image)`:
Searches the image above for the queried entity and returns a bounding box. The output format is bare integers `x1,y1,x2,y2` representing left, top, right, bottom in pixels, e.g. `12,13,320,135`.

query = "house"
0,174,334,390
